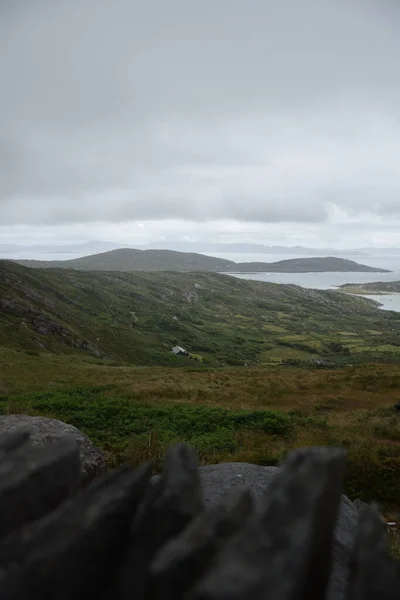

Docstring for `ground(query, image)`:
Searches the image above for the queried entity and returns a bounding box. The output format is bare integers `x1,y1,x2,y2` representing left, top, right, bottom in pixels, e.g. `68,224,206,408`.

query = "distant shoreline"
5,250,391,275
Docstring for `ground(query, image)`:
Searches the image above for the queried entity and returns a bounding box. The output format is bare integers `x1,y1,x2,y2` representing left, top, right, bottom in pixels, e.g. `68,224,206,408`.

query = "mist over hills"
2,240,396,258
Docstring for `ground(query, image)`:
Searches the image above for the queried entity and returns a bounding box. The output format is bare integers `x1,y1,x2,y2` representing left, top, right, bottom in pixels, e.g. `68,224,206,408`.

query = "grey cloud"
1,0,400,227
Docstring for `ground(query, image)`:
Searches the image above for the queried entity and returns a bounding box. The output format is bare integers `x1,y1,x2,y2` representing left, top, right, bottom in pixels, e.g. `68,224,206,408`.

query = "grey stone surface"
346,506,400,600
0,415,107,484
150,488,253,599
198,462,280,507
0,437,80,539
0,464,152,600
0,437,398,600
353,498,370,511
197,460,359,600
113,443,203,599
0,429,30,453
189,447,347,600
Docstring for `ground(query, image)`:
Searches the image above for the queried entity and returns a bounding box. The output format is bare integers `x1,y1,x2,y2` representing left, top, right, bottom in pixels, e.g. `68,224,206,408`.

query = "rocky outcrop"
0,298,101,354
0,299,71,336
0,435,398,599
0,415,107,484
198,462,280,507
155,461,359,600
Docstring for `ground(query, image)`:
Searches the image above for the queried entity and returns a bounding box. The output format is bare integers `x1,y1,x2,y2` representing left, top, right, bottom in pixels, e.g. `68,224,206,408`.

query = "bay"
3,249,400,312
206,252,400,313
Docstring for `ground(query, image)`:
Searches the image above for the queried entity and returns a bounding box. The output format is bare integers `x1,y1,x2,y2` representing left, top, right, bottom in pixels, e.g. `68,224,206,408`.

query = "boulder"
198,462,280,507
0,415,107,484
197,461,359,600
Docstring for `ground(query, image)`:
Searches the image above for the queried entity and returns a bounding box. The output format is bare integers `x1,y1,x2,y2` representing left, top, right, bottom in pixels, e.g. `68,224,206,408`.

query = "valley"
2,259,400,525
1,260,400,367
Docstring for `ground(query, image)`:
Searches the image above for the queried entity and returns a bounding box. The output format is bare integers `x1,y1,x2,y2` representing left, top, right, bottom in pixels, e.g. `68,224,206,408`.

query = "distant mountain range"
3,240,399,257
138,242,371,257
11,249,391,273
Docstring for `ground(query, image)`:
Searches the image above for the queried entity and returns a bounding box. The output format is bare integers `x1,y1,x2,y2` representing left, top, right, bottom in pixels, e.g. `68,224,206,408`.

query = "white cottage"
172,345,188,356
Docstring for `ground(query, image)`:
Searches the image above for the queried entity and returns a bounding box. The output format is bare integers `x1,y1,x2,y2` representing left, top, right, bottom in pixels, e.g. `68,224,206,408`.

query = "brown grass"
2,349,400,515
2,349,400,413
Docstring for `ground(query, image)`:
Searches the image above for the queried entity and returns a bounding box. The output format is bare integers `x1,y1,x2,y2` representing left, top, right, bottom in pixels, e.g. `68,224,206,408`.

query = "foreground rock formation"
0,429,398,599
0,415,107,484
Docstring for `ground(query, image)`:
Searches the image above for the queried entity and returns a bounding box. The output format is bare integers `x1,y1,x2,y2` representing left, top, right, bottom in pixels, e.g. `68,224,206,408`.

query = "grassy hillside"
1,260,400,366
13,249,389,273
2,351,400,523
3,260,400,553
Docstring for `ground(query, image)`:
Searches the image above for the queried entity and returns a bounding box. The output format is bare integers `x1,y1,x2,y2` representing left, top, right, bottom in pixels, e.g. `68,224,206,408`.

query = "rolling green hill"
13,249,390,273
1,260,400,367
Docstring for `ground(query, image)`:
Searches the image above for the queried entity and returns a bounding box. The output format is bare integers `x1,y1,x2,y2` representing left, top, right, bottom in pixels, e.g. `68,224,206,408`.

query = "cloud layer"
1,0,400,240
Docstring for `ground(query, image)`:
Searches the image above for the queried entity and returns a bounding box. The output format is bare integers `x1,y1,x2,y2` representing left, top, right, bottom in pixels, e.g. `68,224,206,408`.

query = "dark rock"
0,429,30,453
112,443,203,599
327,494,359,600
0,436,397,600
198,462,280,507
197,460,359,600
150,488,253,599
0,464,152,600
0,437,80,539
189,447,347,600
346,506,400,600
353,498,370,511
0,416,107,484
0,300,70,337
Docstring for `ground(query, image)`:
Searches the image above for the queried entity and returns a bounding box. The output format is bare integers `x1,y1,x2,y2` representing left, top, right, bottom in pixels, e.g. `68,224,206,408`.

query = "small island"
340,281,400,295
13,249,391,274
224,257,390,274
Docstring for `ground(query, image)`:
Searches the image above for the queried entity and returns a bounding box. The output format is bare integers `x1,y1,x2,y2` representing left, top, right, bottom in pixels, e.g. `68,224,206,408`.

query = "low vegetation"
2,350,400,516
2,260,400,367
2,262,400,555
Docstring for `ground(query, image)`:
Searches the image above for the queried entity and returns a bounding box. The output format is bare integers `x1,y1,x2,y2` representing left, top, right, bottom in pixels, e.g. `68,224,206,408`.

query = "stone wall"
0,429,398,599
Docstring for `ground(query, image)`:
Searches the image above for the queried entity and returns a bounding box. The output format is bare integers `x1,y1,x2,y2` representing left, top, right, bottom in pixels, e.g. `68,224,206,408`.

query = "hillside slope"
13,249,389,273
1,260,400,366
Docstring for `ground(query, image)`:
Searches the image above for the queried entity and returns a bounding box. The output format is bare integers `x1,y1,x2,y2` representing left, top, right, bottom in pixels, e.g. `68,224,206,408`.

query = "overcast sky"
1,0,400,248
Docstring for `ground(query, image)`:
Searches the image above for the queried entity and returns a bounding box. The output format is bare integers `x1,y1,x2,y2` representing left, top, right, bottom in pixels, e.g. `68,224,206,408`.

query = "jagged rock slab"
0,437,80,539
0,430,398,600
0,463,152,600
189,447,346,600
150,488,253,599
198,460,359,600
345,506,400,600
111,443,203,599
